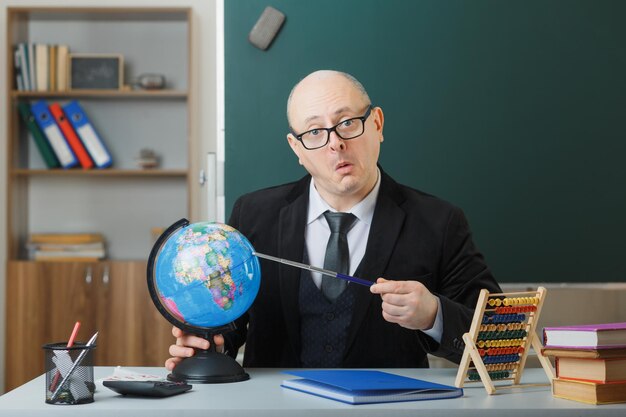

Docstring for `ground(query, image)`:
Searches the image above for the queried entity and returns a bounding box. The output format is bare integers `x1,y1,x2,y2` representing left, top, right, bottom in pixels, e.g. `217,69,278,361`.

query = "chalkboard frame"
68,53,123,90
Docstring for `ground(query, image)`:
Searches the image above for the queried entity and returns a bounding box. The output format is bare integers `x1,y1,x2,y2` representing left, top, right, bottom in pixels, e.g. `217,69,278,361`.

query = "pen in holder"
44,332,98,404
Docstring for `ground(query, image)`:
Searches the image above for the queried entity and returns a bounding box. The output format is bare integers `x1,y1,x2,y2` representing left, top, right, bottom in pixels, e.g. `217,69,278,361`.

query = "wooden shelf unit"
5,6,193,260
4,6,194,391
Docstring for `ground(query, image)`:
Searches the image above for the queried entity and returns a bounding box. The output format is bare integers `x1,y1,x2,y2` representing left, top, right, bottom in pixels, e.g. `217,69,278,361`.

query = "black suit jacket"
226,167,501,368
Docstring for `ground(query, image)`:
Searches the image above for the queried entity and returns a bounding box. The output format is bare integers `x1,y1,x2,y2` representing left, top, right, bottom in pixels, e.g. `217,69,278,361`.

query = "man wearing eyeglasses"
166,70,500,370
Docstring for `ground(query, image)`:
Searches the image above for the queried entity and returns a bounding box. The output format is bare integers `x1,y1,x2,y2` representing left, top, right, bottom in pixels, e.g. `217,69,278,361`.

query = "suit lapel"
277,176,310,358
344,171,406,356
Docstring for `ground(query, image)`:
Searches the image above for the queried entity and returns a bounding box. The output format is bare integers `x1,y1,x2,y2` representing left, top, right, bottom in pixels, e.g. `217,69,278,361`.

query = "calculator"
103,380,192,397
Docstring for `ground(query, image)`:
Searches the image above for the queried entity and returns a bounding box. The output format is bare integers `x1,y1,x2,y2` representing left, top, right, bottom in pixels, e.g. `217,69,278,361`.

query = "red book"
49,103,94,169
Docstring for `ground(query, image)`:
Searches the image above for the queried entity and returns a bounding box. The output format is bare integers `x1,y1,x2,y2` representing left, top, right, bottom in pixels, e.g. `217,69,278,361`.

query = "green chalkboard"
225,0,626,282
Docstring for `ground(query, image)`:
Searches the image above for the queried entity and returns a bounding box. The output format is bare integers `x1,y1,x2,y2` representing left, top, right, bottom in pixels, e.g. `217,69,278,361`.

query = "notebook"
281,370,463,405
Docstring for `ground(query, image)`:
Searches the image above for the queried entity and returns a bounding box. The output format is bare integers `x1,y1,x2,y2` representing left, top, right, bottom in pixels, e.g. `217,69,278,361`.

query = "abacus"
454,287,555,394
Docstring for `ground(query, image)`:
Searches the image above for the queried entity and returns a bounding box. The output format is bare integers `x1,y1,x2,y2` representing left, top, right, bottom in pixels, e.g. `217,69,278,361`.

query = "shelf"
5,6,193,392
11,90,188,99
9,7,190,21
11,169,188,177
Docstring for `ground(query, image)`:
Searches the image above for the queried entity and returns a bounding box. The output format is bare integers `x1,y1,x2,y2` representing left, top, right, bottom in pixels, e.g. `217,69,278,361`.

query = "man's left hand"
370,278,439,330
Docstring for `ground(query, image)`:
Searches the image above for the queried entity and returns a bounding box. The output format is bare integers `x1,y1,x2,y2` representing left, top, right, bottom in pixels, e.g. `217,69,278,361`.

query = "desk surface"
0,367,624,416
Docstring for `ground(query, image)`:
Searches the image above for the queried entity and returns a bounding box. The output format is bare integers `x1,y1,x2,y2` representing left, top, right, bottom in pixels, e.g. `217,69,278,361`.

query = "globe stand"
147,219,259,384
167,331,249,384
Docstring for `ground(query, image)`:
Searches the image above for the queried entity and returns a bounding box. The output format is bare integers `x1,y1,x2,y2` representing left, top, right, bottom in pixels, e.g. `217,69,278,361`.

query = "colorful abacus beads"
487,298,503,307
465,291,543,387
468,370,510,381
495,305,536,314
483,354,520,364
481,313,526,324
478,346,525,357
477,330,527,341
477,338,525,349
501,296,539,306
485,363,519,371
479,323,526,332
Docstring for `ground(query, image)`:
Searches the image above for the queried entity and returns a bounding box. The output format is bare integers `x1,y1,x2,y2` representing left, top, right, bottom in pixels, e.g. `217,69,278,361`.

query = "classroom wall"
224,0,626,283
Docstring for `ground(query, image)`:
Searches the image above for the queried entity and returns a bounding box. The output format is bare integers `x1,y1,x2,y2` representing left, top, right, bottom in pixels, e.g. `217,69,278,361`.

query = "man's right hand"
165,326,225,371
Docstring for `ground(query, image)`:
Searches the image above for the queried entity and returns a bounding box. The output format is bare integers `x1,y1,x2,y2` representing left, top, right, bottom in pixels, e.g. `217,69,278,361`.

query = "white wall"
0,0,224,393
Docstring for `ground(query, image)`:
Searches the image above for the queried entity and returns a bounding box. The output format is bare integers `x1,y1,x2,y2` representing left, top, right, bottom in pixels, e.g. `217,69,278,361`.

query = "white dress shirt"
304,170,443,342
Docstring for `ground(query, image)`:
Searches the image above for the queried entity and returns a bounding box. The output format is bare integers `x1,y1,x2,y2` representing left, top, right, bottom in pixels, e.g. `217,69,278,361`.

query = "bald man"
167,70,500,370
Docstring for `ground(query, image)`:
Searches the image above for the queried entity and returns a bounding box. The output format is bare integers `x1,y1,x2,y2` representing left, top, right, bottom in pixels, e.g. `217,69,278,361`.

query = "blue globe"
153,222,261,329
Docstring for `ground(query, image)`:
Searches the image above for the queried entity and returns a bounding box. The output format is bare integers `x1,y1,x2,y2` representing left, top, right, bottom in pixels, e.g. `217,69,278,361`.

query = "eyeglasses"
291,105,373,150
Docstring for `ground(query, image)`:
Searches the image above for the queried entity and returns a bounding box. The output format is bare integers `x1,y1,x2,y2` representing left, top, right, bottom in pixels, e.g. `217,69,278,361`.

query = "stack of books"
543,322,626,404
27,233,106,262
13,42,70,92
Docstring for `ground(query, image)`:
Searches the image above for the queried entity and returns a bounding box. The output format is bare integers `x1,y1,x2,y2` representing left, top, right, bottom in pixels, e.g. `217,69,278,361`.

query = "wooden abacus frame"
455,287,555,394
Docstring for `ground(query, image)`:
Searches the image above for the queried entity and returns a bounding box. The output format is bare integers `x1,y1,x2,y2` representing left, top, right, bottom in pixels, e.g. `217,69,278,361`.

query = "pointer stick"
253,252,373,287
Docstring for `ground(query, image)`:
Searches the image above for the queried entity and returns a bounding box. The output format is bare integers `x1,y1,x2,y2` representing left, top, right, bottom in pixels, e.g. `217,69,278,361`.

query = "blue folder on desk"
281,370,463,405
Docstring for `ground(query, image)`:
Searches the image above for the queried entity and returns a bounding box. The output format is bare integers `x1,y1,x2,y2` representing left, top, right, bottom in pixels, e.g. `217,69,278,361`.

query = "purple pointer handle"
336,273,374,287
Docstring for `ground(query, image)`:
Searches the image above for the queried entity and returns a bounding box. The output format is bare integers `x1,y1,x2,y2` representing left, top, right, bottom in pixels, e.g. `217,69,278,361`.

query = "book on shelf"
552,378,626,405
31,100,78,169
27,233,106,261
29,242,105,252
28,43,37,91
57,45,69,91
49,45,57,91
63,100,113,168
14,44,27,91
16,74,24,92
29,233,104,245
543,346,626,359
281,370,463,405
34,251,105,262
15,44,27,91
544,322,626,349
17,102,60,169
35,43,48,92
33,256,103,262
556,357,626,383
49,103,94,169
15,46,24,90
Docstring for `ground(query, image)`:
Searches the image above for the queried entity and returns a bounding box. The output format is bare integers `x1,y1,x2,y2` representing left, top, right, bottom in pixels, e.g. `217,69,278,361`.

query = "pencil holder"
43,342,96,404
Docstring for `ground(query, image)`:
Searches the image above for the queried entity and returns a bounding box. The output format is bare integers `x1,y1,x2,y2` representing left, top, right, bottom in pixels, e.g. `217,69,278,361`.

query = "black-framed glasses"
291,105,373,150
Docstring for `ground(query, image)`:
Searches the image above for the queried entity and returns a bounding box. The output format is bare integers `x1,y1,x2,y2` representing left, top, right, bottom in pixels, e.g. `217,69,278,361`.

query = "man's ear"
286,133,303,164
373,106,384,134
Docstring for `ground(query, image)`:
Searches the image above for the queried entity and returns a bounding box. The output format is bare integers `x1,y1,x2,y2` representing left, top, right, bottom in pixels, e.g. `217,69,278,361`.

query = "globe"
153,221,260,329
147,219,261,383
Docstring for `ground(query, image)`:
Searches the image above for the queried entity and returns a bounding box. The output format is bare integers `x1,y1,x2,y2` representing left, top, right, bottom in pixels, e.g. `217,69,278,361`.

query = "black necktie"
322,211,357,302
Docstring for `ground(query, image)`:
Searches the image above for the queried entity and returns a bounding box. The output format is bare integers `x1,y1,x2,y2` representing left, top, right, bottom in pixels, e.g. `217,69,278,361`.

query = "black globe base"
167,349,249,384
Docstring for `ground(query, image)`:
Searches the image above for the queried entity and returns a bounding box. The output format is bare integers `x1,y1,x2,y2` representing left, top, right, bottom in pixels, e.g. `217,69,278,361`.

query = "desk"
0,367,624,416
